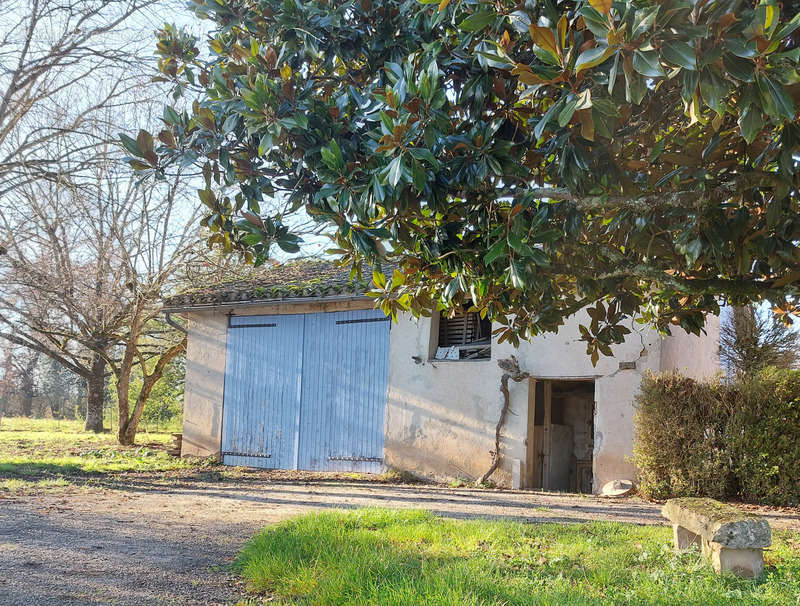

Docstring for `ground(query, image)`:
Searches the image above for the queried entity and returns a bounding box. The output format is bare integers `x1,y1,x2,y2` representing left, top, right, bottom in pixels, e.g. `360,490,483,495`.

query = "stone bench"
662,497,771,578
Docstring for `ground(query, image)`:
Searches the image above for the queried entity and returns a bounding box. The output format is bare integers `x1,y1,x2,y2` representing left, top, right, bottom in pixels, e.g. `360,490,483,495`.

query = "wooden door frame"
525,377,595,490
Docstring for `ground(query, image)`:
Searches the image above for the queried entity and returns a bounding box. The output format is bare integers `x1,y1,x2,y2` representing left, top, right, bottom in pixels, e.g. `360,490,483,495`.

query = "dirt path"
2,476,798,606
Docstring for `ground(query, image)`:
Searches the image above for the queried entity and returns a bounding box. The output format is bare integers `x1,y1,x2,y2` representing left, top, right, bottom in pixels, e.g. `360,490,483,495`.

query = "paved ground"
2,474,799,606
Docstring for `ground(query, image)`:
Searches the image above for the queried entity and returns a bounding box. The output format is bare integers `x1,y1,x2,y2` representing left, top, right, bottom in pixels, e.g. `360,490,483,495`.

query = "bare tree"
720,304,800,379
39,356,85,419
0,0,163,197
0,138,201,438
0,0,200,437
0,345,39,417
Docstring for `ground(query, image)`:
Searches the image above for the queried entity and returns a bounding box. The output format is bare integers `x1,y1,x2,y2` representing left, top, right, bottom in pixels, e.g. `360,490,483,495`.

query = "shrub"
727,369,800,506
633,372,732,501
633,369,800,506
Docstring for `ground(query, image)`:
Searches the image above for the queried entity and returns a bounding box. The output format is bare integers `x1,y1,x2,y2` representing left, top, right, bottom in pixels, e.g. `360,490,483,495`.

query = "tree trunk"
84,353,106,433
118,338,185,445
19,354,38,417
20,390,33,417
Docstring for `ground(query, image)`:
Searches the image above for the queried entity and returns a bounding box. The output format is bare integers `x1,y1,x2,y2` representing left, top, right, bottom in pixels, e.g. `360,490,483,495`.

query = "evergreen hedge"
633,369,800,506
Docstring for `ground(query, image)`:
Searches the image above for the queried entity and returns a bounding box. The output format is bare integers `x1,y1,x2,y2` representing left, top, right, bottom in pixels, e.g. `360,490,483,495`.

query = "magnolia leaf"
578,109,595,141
558,94,579,126
460,12,495,32
507,231,535,257
509,259,527,288
580,6,611,37
163,106,181,125
632,50,665,78
484,239,508,264
757,0,780,38
529,247,550,266
387,154,404,187
723,54,755,82
507,10,531,33
119,133,142,157
774,11,800,41
699,68,728,114
624,61,648,104
575,45,614,73
411,159,426,191
762,75,796,120
534,97,564,139
529,25,560,60
726,38,758,58
588,0,611,16
444,277,461,300
575,88,592,110
608,52,620,94
557,14,568,49
631,6,660,39
408,147,440,169
660,40,696,70
136,129,154,155
738,106,764,144
514,64,547,85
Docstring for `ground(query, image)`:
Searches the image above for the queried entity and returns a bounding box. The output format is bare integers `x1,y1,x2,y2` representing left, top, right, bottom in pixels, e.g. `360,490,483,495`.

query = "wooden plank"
542,380,552,490
525,379,537,489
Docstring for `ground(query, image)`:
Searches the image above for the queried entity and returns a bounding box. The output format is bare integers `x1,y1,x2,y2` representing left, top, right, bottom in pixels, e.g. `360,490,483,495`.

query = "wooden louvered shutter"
440,309,485,346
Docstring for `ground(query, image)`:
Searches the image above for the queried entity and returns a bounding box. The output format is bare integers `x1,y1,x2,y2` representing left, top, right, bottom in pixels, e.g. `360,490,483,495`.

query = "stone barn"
164,260,720,492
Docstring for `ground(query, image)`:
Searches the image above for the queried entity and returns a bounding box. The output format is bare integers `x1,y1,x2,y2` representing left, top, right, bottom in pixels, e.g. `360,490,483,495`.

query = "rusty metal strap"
221,451,272,458
328,455,383,462
335,317,390,325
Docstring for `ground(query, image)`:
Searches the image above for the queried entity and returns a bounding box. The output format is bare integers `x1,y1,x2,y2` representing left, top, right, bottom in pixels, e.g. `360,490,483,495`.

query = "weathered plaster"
181,310,227,457
180,298,721,492
385,311,720,491
659,314,721,380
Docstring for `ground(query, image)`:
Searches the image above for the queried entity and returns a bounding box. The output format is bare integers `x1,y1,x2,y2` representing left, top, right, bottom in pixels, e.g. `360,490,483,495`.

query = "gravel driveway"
2,474,798,605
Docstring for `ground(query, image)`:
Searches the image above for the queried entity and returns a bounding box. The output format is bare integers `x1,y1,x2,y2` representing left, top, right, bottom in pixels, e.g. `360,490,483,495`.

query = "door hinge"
222,451,272,459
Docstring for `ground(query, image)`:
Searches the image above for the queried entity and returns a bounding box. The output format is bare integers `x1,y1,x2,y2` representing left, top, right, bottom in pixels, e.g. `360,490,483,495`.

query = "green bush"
633,372,732,501
728,369,800,505
633,369,800,506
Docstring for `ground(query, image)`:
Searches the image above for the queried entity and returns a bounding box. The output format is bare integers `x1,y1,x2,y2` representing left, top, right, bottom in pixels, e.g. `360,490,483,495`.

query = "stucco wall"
384,311,721,491
659,314,721,380
181,310,227,457
180,296,721,492
179,298,375,458
384,312,665,489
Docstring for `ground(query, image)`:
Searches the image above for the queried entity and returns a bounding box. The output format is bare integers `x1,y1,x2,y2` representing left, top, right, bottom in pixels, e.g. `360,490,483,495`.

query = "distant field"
0,417,211,494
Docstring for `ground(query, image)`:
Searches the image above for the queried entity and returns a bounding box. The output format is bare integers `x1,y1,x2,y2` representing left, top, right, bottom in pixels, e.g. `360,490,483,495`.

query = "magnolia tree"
129,0,800,363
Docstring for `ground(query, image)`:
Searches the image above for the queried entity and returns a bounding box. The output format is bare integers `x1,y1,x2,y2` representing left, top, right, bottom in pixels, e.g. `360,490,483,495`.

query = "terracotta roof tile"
165,259,370,309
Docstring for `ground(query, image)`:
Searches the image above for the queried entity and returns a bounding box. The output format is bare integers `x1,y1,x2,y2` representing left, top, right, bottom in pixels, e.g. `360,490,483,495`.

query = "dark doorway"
525,379,595,493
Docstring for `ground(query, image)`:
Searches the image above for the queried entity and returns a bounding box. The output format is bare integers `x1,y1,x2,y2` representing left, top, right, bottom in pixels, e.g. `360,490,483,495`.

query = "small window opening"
434,305,491,360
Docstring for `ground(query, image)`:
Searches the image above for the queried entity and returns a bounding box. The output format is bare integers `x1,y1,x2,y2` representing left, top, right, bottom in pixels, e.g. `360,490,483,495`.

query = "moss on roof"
165,259,371,308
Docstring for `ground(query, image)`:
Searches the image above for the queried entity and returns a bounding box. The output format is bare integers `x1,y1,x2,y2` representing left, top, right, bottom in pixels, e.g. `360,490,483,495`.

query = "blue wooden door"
221,309,389,472
298,309,390,473
221,314,304,468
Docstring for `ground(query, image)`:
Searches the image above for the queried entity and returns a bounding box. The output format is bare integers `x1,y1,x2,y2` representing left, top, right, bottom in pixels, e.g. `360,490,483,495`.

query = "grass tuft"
235,509,800,605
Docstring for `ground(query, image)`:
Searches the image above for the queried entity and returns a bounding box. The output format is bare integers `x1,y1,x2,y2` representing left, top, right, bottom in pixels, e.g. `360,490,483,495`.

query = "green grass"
0,417,209,494
235,509,800,606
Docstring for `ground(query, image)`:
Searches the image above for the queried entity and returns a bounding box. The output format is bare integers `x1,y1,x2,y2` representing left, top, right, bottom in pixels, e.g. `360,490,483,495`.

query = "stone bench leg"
701,538,764,578
672,524,701,551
